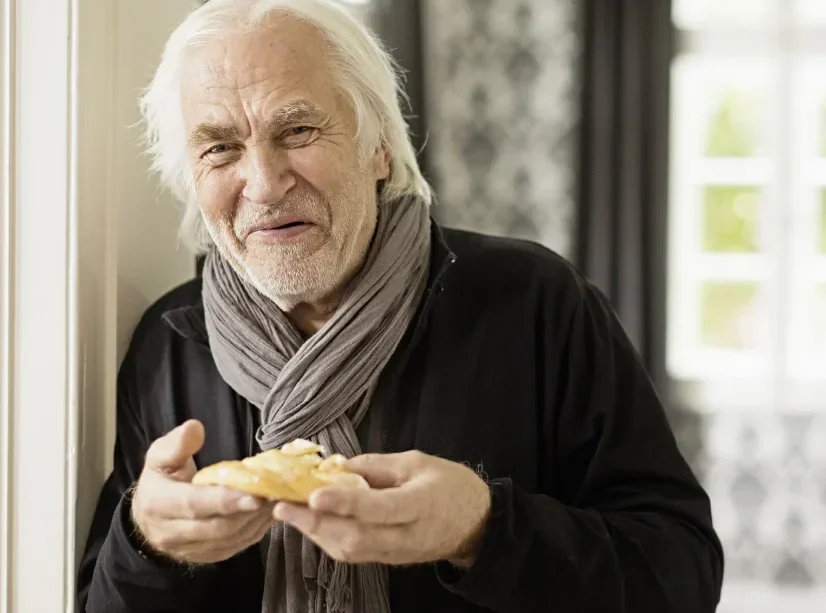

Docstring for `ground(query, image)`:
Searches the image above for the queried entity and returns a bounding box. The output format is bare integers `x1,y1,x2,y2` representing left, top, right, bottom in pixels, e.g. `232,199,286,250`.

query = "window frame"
0,0,119,610
666,0,826,410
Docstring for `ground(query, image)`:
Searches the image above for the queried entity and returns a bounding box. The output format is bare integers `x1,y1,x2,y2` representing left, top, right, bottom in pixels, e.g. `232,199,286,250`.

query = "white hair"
139,0,432,254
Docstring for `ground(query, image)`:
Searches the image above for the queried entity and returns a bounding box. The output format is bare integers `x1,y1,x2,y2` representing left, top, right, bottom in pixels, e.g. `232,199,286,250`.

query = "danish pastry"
191,438,369,503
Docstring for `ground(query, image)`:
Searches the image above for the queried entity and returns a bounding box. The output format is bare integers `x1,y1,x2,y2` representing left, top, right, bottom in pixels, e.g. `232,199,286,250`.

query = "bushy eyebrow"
267,100,329,128
187,100,330,150
187,124,240,149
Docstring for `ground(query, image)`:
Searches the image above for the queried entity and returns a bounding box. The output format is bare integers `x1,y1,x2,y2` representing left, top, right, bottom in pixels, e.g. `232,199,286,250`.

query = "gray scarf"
201,194,431,613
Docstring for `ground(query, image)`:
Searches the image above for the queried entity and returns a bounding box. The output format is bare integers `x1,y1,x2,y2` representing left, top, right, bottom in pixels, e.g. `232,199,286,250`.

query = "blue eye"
290,126,311,135
208,144,230,154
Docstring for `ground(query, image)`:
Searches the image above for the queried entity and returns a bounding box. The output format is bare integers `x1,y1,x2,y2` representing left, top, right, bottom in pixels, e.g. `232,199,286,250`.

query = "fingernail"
308,490,332,511
307,491,323,509
238,496,260,511
274,503,292,522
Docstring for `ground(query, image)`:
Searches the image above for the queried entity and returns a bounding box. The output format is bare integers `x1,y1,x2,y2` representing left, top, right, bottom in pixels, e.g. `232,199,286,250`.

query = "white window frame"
667,0,826,414
788,61,826,379
0,0,118,610
0,0,11,605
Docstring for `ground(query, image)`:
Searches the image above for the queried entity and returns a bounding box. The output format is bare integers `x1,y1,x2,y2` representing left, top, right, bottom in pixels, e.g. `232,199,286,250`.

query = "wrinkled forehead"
179,17,339,114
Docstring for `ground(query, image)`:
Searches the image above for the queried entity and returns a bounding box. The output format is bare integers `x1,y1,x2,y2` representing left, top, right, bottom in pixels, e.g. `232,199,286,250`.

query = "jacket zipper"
247,402,255,457
380,253,457,453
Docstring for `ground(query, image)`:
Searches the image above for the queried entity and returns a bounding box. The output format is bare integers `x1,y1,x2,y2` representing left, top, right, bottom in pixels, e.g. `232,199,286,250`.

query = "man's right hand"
131,419,275,565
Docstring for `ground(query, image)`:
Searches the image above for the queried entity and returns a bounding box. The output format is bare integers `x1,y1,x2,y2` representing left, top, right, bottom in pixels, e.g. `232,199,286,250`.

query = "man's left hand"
273,450,492,568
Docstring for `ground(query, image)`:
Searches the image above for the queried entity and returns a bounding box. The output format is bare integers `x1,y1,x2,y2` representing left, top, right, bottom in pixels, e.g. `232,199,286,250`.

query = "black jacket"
77,225,724,613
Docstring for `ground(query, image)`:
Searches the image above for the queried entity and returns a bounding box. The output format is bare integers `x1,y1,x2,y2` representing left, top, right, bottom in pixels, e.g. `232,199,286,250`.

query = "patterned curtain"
420,0,580,259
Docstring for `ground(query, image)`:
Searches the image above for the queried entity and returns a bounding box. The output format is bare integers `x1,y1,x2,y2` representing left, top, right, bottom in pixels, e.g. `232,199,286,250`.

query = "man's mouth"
273,221,307,230
247,218,315,241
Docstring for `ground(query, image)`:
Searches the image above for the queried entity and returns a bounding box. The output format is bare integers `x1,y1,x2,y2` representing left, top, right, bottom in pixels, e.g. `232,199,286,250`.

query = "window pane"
703,186,761,252
701,282,764,350
706,90,766,158
671,58,771,162
821,190,826,254
674,0,774,27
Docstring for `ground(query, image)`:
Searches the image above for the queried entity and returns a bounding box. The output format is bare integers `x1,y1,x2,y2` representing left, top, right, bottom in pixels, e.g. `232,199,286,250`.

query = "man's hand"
131,420,275,565
273,450,492,568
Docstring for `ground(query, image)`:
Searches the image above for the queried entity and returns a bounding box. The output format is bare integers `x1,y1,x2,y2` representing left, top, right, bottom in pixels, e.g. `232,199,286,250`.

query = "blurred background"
354,0,826,610
78,0,826,611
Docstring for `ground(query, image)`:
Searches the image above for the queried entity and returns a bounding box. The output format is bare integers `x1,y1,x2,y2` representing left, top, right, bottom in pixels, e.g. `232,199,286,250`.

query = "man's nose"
241,146,296,205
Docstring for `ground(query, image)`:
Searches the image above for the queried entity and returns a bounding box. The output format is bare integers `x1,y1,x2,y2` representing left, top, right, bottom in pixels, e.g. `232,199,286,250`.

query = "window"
667,0,826,411
667,2,826,606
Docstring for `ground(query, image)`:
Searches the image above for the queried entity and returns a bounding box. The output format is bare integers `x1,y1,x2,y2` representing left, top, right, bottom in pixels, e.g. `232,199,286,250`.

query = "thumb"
144,419,205,475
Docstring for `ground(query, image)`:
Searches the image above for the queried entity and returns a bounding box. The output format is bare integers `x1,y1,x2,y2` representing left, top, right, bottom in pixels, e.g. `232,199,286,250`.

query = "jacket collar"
161,219,456,347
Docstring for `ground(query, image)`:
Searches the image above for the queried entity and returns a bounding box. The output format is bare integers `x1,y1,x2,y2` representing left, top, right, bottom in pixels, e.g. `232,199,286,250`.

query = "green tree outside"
703,186,761,252
706,90,762,158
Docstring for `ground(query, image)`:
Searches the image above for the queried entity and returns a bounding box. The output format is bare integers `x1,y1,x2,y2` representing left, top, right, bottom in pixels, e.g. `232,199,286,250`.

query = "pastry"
191,438,368,503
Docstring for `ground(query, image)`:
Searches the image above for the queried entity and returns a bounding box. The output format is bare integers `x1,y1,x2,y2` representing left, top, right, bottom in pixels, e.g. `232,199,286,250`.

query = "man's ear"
372,147,391,181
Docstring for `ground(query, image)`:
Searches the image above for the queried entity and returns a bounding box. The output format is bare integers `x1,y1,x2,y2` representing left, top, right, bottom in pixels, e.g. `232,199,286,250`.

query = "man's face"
180,18,390,306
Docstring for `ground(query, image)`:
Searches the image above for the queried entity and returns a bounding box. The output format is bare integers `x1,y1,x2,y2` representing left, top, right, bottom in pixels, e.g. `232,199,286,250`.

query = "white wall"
78,0,197,606
1,0,196,611
115,0,197,367
1,0,129,608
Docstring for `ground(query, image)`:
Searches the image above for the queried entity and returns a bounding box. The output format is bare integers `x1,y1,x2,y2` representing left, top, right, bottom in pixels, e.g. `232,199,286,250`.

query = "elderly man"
77,0,723,612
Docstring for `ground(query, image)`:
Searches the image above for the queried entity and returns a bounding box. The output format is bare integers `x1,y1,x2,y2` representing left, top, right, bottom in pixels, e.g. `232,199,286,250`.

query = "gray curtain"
370,0,429,175
574,0,710,519
575,0,672,393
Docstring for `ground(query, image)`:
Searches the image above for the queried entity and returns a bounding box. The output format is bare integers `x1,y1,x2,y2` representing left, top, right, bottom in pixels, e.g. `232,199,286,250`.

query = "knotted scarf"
201,194,431,612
